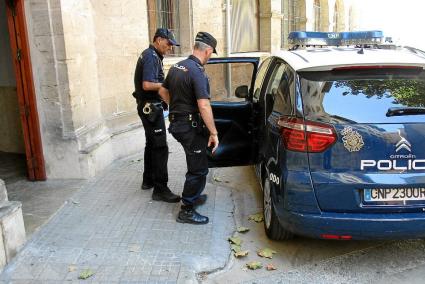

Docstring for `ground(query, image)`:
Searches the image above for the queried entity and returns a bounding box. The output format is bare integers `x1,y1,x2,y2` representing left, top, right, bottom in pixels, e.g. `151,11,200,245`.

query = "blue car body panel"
275,209,425,240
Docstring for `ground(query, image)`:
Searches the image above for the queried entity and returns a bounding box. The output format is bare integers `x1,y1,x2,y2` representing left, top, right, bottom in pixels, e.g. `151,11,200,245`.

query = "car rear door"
205,57,259,167
299,67,425,213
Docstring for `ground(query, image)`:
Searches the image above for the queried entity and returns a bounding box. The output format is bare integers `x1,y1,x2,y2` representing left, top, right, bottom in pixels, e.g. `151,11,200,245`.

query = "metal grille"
313,0,321,31
147,0,180,56
333,2,338,32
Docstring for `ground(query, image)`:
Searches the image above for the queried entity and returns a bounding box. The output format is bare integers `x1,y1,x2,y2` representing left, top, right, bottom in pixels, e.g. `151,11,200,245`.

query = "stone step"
0,179,7,202
0,182,26,272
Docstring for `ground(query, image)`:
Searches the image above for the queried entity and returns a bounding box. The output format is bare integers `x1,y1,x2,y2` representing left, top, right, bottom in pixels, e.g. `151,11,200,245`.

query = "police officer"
159,32,219,224
133,28,180,203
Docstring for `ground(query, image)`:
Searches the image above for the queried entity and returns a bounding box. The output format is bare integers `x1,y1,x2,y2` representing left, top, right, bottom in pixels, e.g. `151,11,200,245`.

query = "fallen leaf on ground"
248,213,264,223
231,244,241,252
246,261,262,270
228,236,242,246
213,176,222,182
128,244,141,252
266,263,277,270
78,269,94,280
257,248,277,259
234,250,249,258
237,226,250,233
68,265,77,272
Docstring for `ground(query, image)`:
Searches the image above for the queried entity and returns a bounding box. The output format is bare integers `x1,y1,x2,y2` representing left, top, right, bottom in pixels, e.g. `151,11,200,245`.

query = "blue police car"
206,31,425,240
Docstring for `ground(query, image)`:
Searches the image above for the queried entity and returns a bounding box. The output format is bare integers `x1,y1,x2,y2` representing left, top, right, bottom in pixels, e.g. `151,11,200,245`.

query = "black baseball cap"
195,31,217,54
154,28,180,46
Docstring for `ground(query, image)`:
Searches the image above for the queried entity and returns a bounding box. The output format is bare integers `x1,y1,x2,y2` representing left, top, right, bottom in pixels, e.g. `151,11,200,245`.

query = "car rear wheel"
263,176,293,240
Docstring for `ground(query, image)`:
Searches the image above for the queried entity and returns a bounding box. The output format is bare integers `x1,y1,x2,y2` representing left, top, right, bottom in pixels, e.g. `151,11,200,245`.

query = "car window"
253,57,272,103
273,67,294,115
205,62,254,102
265,63,286,95
264,63,286,118
299,69,425,123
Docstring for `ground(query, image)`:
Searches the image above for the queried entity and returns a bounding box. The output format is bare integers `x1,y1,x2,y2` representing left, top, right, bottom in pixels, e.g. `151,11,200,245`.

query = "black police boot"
193,194,207,207
141,182,154,190
176,205,209,225
152,187,180,203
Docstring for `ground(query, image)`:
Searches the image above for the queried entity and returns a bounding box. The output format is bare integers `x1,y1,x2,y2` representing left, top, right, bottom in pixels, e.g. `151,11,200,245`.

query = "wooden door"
5,0,46,180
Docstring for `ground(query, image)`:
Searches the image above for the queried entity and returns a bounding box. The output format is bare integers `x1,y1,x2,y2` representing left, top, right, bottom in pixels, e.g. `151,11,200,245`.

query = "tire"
263,176,293,241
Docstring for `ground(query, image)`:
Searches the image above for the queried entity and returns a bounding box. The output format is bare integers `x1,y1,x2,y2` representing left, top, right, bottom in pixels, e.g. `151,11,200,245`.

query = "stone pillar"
259,0,283,52
178,0,193,56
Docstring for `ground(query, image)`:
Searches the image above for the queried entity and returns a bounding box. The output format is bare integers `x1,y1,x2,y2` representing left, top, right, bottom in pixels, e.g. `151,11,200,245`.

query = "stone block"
0,200,26,269
0,179,7,202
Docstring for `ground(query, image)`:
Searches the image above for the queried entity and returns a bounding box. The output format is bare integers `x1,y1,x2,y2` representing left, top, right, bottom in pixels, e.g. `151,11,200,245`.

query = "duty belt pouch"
192,115,208,136
143,102,161,123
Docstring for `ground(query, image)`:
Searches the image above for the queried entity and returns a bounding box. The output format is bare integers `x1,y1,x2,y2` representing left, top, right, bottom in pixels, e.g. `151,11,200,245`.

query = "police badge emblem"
341,126,364,152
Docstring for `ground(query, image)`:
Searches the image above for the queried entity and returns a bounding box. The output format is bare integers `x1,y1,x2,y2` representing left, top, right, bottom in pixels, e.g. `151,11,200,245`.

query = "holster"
143,102,162,123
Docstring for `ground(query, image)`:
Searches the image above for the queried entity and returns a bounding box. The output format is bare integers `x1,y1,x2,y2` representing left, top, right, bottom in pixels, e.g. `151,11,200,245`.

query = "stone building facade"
0,0,359,180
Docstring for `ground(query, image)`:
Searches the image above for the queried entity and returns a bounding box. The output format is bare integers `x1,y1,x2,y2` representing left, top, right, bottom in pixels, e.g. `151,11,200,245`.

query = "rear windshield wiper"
386,107,425,117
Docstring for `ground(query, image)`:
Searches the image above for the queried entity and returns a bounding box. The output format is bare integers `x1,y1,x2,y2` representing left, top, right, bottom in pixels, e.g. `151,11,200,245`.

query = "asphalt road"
206,166,425,284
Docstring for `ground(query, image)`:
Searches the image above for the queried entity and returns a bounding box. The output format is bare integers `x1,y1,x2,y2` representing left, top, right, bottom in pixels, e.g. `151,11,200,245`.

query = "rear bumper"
277,209,425,240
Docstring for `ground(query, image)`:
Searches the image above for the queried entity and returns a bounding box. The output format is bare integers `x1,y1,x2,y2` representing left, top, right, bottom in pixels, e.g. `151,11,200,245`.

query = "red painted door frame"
5,0,46,180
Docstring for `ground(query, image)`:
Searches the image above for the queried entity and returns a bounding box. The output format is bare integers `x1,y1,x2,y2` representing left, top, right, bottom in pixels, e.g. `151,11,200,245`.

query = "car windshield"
299,68,425,124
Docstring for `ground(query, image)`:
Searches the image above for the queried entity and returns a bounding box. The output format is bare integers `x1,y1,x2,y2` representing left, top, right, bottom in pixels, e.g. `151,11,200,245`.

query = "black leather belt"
169,113,200,122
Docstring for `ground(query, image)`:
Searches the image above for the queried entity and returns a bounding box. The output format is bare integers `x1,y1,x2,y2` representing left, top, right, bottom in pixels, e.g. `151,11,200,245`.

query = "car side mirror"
235,85,249,98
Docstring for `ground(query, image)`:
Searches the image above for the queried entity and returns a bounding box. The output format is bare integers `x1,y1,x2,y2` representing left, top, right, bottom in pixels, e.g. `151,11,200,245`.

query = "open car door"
205,57,259,167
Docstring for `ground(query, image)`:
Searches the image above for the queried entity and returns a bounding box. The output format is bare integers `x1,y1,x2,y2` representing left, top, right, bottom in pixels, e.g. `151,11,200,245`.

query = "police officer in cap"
133,28,180,203
159,32,219,224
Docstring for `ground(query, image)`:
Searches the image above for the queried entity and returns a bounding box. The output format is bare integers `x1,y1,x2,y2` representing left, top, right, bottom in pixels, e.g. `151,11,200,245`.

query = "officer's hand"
161,101,168,111
208,134,219,154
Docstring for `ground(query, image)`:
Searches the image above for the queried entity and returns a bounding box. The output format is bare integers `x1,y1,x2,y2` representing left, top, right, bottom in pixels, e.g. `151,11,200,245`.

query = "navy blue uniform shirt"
163,55,210,114
133,44,164,101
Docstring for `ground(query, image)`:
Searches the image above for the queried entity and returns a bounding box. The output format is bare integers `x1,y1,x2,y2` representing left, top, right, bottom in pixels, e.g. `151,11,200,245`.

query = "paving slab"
0,138,235,283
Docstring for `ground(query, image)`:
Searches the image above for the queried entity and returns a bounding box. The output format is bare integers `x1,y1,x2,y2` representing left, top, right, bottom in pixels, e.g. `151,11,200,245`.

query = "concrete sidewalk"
0,138,235,283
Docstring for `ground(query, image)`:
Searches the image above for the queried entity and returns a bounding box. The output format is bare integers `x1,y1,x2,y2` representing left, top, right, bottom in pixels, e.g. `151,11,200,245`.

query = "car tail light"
278,117,337,153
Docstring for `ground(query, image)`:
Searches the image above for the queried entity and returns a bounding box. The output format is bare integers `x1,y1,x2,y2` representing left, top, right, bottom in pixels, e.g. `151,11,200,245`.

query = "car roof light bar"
288,31,384,47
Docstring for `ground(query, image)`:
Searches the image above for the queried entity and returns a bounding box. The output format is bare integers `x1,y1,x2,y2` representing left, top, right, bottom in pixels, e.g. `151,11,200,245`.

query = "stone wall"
24,0,148,178
191,0,225,54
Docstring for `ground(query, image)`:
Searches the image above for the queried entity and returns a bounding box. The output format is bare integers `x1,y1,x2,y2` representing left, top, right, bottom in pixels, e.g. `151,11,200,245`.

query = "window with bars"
282,0,301,48
313,0,321,31
147,0,181,56
333,2,339,32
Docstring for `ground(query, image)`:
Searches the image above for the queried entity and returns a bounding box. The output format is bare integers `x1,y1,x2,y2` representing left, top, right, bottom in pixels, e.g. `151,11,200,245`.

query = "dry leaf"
237,226,250,233
257,248,277,259
248,213,264,223
231,244,241,252
266,263,277,271
246,261,262,270
213,176,222,182
128,244,141,252
234,250,249,258
228,236,242,246
78,269,94,280
68,265,77,272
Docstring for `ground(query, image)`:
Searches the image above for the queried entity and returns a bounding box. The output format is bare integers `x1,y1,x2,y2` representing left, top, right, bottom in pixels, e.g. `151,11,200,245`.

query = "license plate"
364,188,425,202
